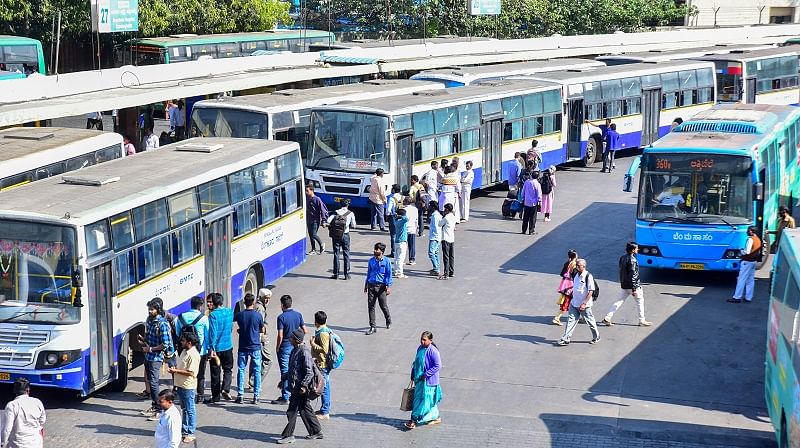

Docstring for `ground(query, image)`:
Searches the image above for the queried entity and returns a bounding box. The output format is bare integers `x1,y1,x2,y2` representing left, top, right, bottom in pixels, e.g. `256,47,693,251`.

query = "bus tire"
109,336,131,393
757,232,770,271
244,267,260,298
582,137,598,167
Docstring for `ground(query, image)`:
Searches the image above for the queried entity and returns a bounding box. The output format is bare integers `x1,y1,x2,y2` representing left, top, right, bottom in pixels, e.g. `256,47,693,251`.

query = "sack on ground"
400,381,415,411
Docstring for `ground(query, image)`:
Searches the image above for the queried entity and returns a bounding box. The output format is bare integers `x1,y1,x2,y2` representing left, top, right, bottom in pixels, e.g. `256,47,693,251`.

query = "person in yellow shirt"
309,311,331,419
168,333,200,444
777,206,796,246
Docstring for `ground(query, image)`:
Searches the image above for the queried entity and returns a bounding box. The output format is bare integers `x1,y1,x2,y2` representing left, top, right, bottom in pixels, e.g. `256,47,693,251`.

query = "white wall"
687,0,800,26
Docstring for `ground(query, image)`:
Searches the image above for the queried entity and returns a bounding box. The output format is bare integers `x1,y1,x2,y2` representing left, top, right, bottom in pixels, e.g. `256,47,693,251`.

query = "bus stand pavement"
34,155,776,448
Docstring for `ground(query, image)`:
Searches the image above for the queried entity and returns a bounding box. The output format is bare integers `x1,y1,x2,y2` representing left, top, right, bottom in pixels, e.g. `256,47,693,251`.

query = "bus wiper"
692,214,737,229
311,153,343,169
648,216,697,226
0,309,62,324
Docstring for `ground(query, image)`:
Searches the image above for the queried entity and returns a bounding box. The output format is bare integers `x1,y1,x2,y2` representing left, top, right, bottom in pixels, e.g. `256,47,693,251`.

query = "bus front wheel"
582,137,598,168
109,337,131,393
244,268,260,297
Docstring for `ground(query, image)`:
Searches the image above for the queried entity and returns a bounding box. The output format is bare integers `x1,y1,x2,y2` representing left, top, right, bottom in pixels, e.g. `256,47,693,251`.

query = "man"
393,208,409,279
309,311,332,419
1,378,45,448
327,199,356,280
603,122,619,173
85,111,103,130
169,100,186,141
602,242,653,327
140,298,175,420
206,292,234,404
277,329,323,444
459,160,475,222
143,128,159,151
776,206,796,246
386,184,403,258
450,156,461,173
234,293,265,404
558,259,600,346
423,161,440,201
168,333,200,444
520,171,542,235
428,200,443,277
175,296,209,404
273,295,307,405
403,197,419,266
369,168,388,231
527,140,542,171
654,186,686,207
305,185,329,255
728,226,762,303
154,389,181,448
252,289,273,387
364,242,393,335
508,152,522,188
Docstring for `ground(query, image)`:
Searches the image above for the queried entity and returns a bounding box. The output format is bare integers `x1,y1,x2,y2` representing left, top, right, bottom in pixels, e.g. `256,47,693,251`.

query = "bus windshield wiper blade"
311,153,343,169
686,214,737,229
648,216,696,226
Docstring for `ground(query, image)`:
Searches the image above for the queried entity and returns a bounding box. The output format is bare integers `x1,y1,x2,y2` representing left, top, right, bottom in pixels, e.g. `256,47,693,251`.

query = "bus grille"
676,122,758,134
0,329,49,346
325,186,360,195
322,176,361,185
0,351,33,364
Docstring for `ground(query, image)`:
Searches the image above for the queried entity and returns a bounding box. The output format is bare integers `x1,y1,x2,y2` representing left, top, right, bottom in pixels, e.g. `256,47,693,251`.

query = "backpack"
319,327,345,370
328,211,350,240
592,277,600,301
307,353,326,400
540,172,553,195
179,313,203,341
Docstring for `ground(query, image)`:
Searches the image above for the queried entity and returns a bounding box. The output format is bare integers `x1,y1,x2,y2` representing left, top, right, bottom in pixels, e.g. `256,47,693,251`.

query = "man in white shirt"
143,128,160,151
403,197,419,265
438,203,458,280
558,259,600,346
368,169,388,231
423,161,440,201
327,199,357,280
1,378,45,448
154,389,181,448
459,161,475,222
655,186,685,207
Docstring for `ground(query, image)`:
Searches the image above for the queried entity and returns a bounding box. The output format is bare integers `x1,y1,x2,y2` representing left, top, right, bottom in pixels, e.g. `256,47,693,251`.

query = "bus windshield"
191,108,269,139
309,111,389,172
638,153,753,224
0,219,79,325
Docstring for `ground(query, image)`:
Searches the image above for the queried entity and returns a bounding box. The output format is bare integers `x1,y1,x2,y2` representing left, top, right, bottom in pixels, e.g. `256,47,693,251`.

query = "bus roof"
311,79,559,115
649,130,763,153
0,127,120,161
596,44,775,63
0,36,42,46
693,46,798,62
0,138,299,225
192,79,443,113
410,58,605,81
136,30,334,47
680,103,800,134
521,60,714,84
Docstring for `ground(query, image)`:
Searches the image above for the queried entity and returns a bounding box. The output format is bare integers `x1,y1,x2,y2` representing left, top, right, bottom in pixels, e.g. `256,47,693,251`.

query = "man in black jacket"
277,328,323,444
602,242,653,327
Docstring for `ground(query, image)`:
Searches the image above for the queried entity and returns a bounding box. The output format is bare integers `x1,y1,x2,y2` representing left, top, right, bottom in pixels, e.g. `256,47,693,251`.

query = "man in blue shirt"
205,292,234,404
364,242,393,335
139,298,175,420
175,296,210,404
234,293,265,404
520,171,542,235
272,295,307,405
603,122,620,173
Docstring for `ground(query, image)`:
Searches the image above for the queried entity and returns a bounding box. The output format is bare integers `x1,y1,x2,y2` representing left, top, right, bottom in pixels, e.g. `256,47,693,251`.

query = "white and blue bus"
0,138,305,395
0,127,125,191
409,58,606,87
595,44,776,66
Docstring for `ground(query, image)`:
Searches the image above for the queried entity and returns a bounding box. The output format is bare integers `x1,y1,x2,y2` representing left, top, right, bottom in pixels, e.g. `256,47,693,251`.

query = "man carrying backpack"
310,311,333,419
175,296,210,404
326,199,356,280
558,259,600,346
277,328,323,444
602,242,653,327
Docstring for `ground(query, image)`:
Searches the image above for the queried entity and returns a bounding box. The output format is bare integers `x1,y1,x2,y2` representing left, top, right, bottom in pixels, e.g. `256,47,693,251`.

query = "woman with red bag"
552,250,578,326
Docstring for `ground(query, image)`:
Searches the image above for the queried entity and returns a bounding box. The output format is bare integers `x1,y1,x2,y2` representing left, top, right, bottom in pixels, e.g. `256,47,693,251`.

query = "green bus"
116,30,335,66
0,35,45,75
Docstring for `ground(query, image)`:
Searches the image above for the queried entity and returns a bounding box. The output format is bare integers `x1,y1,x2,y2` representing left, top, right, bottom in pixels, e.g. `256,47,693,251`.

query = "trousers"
522,205,537,234
307,220,323,252
561,306,599,342
281,393,322,438
395,241,408,275
428,240,441,273
367,283,391,328
209,349,233,401
370,201,386,230
441,241,454,277
332,234,351,276
733,260,756,301
605,287,646,322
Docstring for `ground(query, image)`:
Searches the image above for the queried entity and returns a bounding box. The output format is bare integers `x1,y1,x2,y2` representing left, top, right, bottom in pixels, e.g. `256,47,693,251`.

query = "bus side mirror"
753,182,764,201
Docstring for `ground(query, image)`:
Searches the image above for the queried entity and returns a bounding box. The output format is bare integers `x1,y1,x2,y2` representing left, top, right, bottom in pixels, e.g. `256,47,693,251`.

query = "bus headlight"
36,350,81,369
364,185,371,193
724,250,739,259
310,180,321,189
639,246,660,256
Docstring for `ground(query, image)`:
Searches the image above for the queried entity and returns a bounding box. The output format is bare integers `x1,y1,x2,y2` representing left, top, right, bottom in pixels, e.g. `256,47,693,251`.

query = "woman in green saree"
405,331,442,429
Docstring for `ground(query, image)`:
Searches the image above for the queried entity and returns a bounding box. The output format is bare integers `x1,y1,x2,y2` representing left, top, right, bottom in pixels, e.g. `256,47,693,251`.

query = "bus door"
395,133,413,192
481,119,502,186
567,99,583,159
640,88,661,146
745,78,757,104
203,213,232,306
87,262,114,388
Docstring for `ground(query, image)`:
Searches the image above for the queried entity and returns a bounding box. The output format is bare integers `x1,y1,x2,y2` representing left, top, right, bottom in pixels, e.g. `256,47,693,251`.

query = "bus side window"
114,251,136,292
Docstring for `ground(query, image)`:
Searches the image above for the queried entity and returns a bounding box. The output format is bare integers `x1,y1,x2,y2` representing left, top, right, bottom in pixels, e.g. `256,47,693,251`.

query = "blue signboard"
469,0,501,15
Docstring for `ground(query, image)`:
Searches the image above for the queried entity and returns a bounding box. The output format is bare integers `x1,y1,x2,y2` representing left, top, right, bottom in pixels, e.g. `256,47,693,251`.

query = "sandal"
428,418,442,425
404,421,416,429
135,390,149,399
551,319,563,326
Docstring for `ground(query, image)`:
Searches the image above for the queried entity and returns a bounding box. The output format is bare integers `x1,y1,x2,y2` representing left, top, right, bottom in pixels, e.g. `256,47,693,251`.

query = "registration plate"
0,372,10,381
678,263,705,270
333,197,344,203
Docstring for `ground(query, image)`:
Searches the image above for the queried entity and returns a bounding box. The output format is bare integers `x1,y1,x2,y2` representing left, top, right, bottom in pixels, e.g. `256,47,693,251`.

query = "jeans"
561,306,599,342
428,240,441,273
209,348,233,401
278,344,293,401
605,287,646,322
320,368,331,415
395,241,408,275
332,234,351,277
237,349,262,398
196,354,208,399
281,393,322,438
176,388,196,435
734,261,757,301
441,241,454,277
408,234,416,262
307,220,323,252
144,359,162,409
387,217,397,255
602,149,616,171
248,339,271,388
370,201,386,230
522,205,537,234
367,283,391,328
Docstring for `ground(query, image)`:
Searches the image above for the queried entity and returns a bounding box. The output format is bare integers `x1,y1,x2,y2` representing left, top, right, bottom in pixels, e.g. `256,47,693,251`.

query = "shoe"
141,407,156,417
307,433,324,440
252,397,259,404
271,398,289,405
316,413,330,420
344,275,351,280
590,338,601,344
557,340,569,346
221,391,233,401
727,298,742,303
235,396,243,404
306,250,315,255
330,274,339,280
147,411,161,421
195,395,203,404
602,318,613,326
365,327,376,335
386,322,391,330
398,274,408,279
551,319,563,326
744,300,753,303
544,217,551,222
370,227,376,231
277,436,296,444
182,435,196,444
409,261,416,265
639,320,653,327
318,244,326,254
429,270,439,276
136,390,150,399
203,398,220,405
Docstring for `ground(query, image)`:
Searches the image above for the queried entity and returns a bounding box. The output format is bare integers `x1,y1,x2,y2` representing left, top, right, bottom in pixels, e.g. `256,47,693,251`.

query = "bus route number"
655,159,672,170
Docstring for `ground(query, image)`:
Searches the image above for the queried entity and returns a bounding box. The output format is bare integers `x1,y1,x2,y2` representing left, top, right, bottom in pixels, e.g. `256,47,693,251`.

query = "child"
552,250,578,326
393,208,409,278
168,333,200,444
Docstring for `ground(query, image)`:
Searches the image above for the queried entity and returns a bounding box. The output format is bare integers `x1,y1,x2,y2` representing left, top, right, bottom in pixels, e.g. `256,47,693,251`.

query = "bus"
117,30,335,66
0,36,45,75
0,127,125,191
306,79,567,207
0,70,25,81
0,138,305,395
190,79,444,162
766,227,800,448
595,44,776,66
409,58,606,87
631,103,800,271
522,60,717,161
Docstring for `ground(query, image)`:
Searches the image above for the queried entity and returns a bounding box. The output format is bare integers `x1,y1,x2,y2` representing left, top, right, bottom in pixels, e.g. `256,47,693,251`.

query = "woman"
540,167,557,222
405,331,442,429
552,250,578,326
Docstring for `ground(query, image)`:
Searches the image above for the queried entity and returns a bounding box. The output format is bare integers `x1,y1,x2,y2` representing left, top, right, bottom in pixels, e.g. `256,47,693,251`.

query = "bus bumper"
0,358,86,393
638,255,741,272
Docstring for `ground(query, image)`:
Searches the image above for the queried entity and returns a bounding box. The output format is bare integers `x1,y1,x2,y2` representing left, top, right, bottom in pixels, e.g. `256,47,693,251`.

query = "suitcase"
502,199,518,218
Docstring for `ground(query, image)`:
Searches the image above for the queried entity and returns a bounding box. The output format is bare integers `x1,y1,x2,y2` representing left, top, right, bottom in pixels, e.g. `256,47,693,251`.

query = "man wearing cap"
277,328,323,444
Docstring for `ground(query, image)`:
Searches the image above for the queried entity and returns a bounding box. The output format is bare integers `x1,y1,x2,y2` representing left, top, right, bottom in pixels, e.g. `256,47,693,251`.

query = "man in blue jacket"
603,122,620,173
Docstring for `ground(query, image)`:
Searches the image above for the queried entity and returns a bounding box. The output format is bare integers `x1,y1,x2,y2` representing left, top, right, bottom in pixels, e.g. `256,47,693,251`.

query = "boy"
168,333,200,444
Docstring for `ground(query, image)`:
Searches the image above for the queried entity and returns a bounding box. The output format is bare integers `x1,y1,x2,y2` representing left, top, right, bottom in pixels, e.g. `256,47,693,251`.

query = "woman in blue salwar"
405,331,442,429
